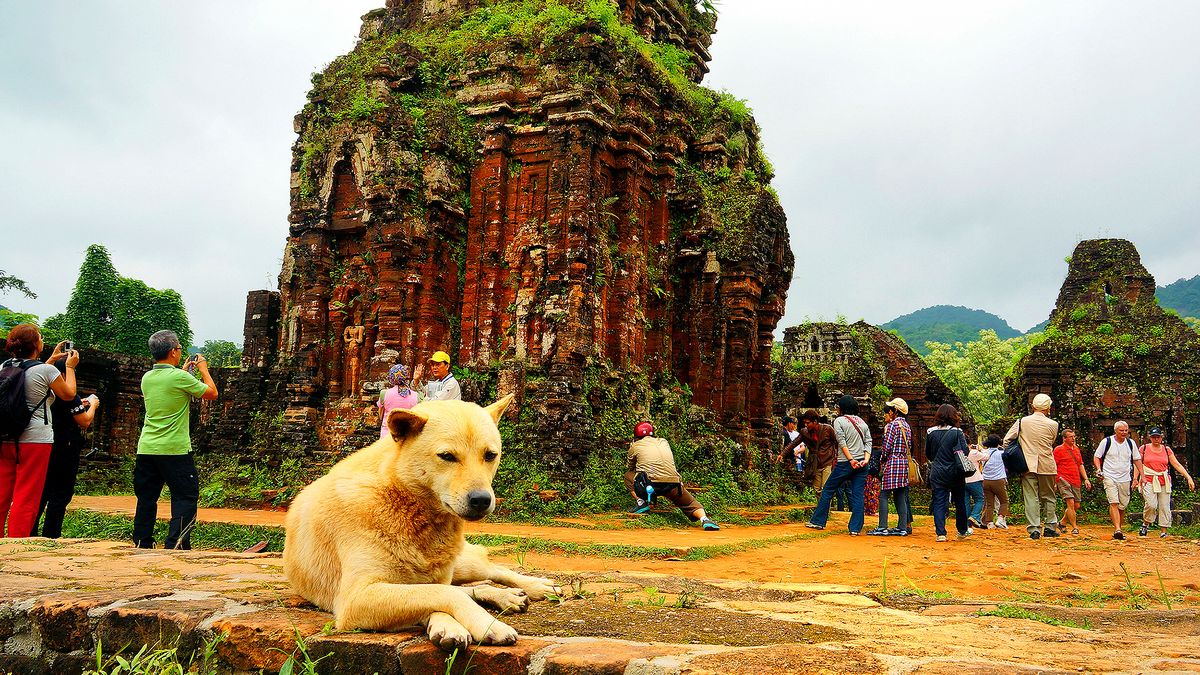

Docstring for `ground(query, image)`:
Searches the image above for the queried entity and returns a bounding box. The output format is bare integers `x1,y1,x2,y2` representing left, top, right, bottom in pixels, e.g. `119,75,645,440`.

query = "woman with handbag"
868,398,913,536
926,404,972,542
979,434,1010,529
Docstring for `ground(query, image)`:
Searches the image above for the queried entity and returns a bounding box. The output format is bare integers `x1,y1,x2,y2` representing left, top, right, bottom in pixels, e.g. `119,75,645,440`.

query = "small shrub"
1096,323,1114,335
1149,325,1165,338
1070,307,1089,322
1079,352,1095,368
1108,347,1126,362
1133,343,1150,357
818,369,836,384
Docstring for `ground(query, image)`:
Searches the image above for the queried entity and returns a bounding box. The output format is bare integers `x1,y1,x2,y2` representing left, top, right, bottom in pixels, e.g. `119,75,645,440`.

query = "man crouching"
625,421,720,531
283,394,558,649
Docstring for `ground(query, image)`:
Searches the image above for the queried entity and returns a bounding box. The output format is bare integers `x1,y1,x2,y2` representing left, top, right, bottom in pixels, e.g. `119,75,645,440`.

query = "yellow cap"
429,350,451,364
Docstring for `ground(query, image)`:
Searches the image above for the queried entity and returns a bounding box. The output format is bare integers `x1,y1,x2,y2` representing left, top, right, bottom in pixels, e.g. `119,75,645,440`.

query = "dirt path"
71,496,1200,607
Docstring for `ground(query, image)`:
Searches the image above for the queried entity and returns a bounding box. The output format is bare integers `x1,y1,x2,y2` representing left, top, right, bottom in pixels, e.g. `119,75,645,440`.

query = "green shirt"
137,364,209,455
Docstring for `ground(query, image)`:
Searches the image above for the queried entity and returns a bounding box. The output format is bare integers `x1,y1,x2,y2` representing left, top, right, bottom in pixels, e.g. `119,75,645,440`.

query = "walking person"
132,331,218,550
926,404,971,542
797,410,838,495
1137,428,1193,538
377,364,419,440
964,442,988,529
805,395,871,535
979,435,1010,529
1093,421,1142,540
37,355,100,538
1003,393,1060,540
868,398,912,536
1053,429,1091,535
0,326,78,537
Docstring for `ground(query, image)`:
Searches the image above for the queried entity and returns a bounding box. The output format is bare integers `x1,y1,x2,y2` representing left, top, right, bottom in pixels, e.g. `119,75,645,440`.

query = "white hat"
1032,393,1053,411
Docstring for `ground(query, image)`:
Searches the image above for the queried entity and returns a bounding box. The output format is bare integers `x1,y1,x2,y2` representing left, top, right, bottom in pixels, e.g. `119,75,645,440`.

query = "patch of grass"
62,509,285,553
473,532,824,562
977,604,1093,630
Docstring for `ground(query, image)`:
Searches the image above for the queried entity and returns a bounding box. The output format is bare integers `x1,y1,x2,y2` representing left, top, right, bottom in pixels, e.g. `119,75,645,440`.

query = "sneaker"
1139,524,1149,537
936,535,947,542
804,522,825,530
968,517,982,528
1071,528,1079,535
966,527,974,535
1058,522,1067,534
631,502,651,514
1113,531,1125,540
849,531,861,536
888,528,909,536
701,518,720,531
957,531,971,540
867,527,890,536
1042,528,1059,538
645,484,656,504
996,517,1008,530
1160,531,1168,539
1029,531,1041,540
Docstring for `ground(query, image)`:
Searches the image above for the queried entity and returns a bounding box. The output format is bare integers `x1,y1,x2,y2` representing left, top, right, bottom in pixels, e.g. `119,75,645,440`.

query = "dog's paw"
477,619,518,646
426,614,472,651
518,576,560,601
473,585,530,613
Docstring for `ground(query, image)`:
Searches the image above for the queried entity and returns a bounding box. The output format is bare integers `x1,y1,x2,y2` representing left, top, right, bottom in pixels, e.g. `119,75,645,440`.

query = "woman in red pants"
0,325,77,537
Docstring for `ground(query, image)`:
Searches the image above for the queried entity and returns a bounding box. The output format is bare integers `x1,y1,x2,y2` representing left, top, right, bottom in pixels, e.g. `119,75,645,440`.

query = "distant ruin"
1006,238,1199,472
773,321,974,463
205,0,792,477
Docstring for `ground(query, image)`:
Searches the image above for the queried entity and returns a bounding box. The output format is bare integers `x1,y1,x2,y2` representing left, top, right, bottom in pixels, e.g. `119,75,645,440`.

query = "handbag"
955,448,978,477
1001,419,1029,476
907,455,922,487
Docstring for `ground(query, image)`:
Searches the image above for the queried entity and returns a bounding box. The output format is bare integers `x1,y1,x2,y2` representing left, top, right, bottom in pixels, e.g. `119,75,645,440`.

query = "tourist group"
776,393,1194,541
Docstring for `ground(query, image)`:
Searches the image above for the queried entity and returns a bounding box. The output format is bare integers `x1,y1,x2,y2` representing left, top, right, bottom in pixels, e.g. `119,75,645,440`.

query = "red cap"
634,422,655,438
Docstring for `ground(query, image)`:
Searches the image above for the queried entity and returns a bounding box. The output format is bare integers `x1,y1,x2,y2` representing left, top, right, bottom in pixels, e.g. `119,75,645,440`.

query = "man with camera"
132,330,218,550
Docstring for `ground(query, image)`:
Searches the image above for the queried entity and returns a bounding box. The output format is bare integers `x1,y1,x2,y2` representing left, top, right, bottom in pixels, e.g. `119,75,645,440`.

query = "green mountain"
1157,275,1200,318
882,305,1021,355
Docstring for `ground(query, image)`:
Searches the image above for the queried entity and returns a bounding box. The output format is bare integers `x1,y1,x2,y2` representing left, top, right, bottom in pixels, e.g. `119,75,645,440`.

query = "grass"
977,604,1093,630
62,510,285,553
478,532,826,562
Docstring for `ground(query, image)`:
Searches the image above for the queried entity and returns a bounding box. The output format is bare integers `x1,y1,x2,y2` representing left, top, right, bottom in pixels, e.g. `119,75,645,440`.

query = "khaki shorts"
1057,478,1082,502
1103,477,1131,509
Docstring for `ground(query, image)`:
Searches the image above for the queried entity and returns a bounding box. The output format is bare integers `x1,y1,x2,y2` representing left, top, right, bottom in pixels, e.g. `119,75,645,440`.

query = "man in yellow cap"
413,350,461,401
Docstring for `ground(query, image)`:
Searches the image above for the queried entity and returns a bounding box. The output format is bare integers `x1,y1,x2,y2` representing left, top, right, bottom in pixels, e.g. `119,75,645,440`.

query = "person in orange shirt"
1052,429,1091,535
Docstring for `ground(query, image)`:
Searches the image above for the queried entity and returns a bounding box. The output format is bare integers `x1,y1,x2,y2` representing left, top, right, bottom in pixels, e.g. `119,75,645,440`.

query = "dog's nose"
466,490,493,516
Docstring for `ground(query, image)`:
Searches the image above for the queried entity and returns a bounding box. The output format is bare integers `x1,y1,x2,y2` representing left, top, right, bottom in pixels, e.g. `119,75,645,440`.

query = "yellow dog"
283,394,558,649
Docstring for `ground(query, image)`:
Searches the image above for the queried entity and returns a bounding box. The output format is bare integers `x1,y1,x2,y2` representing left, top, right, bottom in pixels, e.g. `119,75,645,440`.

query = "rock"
813,594,880,608
1061,572,1086,581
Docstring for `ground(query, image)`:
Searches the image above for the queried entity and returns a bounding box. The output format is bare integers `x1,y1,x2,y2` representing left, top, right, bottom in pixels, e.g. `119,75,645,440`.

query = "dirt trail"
71,496,1200,607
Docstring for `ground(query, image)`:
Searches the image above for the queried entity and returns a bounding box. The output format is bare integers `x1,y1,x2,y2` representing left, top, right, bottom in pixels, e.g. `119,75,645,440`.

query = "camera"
63,340,74,351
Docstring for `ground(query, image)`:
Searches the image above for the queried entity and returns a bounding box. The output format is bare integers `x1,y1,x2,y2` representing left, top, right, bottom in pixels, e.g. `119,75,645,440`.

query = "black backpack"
0,358,53,462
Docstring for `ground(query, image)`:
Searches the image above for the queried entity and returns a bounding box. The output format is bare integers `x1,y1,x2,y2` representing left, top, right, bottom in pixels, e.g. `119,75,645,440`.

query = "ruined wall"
772,322,974,463
1007,239,1200,473
221,0,793,476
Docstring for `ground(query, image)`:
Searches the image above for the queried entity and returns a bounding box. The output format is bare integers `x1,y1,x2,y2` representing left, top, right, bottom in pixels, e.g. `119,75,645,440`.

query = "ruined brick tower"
223,0,793,477
1007,239,1200,472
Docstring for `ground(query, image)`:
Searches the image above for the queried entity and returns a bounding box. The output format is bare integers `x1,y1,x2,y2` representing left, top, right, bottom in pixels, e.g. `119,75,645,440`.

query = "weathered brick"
304,629,422,675
95,598,226,659
30,591,155,653
541,641,688,675
209,608,330,673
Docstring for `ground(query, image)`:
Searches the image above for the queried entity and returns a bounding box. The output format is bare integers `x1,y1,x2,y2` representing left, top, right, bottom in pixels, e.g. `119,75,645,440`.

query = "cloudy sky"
3,1,1199,344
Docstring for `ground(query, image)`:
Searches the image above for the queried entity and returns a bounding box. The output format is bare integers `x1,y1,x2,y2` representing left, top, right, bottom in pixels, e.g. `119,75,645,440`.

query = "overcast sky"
3,1,1198,344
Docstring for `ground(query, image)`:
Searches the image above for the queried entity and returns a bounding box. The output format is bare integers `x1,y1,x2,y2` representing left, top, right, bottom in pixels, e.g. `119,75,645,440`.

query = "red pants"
0,441,53,537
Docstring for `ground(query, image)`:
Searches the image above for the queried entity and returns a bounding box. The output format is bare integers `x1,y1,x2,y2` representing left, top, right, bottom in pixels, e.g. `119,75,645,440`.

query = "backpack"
1096,435,1135,475
0,358,53,462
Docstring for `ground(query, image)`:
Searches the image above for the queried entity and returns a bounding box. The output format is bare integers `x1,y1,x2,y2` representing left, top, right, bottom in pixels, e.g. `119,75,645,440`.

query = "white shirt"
1095,435,1140,483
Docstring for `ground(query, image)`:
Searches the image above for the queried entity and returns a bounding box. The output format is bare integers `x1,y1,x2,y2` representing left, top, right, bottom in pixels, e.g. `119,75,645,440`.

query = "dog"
282,393,558,649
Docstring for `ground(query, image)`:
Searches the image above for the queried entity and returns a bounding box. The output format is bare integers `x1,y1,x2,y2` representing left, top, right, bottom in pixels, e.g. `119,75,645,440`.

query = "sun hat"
885,398,909,415
429,350,451,364
1032,393,1053,411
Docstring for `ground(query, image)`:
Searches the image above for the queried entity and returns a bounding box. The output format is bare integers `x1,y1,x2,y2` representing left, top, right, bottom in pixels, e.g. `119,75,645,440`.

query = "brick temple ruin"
772,321,975,463
204,0,792,474
1006,238,1199,473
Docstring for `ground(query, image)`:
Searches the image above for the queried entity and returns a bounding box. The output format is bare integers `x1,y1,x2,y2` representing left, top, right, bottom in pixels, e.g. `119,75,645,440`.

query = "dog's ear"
388,408,429,442
484,393,515,423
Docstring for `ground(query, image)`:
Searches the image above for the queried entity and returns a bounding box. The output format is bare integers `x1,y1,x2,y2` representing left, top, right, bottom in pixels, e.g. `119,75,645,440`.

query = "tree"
200,340,243,368
48,244,193,356
922,330,1043,430
0,270,36,300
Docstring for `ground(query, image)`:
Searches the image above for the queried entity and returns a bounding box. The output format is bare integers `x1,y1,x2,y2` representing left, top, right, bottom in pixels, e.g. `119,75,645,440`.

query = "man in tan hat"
413,350,461,401
1003,393,1060,539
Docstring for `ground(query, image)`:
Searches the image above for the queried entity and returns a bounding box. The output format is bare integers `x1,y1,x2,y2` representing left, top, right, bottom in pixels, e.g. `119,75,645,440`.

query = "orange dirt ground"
70,496,1200,608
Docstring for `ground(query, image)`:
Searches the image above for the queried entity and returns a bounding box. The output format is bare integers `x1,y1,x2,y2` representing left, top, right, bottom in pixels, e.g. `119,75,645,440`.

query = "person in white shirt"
1092,421,1143,540
413,350,461,401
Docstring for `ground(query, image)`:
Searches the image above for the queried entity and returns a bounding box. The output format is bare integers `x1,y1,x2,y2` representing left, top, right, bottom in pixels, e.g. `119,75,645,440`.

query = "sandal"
1071,528,1079,535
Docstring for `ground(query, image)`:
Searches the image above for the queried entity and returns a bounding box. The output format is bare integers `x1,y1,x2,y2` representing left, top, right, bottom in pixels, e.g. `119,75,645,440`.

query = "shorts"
1103,477,1130,509
1056,478,1082,502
